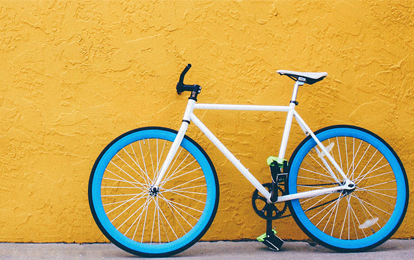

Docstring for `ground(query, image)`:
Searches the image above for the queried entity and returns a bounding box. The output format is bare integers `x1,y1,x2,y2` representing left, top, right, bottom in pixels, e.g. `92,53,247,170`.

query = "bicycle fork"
150,99,196,194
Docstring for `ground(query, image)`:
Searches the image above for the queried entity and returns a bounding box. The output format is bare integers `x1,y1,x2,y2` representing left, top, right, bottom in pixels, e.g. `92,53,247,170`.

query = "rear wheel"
287,125,408,251
89,127,219,257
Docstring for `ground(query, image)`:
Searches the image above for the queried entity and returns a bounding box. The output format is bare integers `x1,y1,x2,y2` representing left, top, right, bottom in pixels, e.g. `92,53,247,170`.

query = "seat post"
291,80,305,104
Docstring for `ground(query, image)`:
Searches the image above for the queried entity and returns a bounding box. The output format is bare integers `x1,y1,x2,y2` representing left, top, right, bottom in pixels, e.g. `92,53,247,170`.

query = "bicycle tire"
88,127,219,257
287,125,408,252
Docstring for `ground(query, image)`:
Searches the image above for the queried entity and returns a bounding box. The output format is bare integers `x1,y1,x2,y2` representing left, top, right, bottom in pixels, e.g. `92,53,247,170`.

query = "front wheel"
287,125,409,252
88,127,219,257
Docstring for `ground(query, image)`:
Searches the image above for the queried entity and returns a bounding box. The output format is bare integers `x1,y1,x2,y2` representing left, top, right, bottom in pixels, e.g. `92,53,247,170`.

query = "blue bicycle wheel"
89,127,219,257
287,125,408,252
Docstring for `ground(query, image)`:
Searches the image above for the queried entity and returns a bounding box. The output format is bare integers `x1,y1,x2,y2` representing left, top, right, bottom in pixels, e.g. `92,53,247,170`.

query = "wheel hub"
149,186,159,197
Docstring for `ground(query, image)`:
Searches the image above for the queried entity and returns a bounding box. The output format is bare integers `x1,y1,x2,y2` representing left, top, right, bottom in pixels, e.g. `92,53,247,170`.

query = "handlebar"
176,64,201,96
179,64,191,85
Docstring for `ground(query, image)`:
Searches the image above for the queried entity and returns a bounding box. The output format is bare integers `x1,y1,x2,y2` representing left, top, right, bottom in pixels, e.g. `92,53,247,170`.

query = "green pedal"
257,229,284,251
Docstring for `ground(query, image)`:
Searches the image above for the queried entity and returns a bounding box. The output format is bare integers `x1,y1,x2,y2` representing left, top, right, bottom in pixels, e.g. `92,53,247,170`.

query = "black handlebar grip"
177,64,192,94
179,64,192,84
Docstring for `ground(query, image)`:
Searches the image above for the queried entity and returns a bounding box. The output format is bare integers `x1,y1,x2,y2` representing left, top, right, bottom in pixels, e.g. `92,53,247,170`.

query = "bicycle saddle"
277,70,327,85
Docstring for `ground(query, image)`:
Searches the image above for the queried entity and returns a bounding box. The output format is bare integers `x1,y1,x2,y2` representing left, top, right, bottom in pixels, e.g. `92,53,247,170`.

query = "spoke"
297,174,339,186
103,190,146,209
355,189,396,209
161,200,187,239
305,194,338,226
351,143,371,178
349,201,366,238
139,140,149,182
356,187,396,200
150,199,156,243
323,196,342,234
109,161,146,189
359,179,396,190
162,189,206,204
110,194,146,223
126,198,151,239
159,194,196,229
345,137,348,173
330,193,342,236
154,197,181,240
140,196,150,243
102,193,147,197
348,198,359,240
299,164,336,182
161,147,184,186
154,139,167,181
117,196,150,233
304,153,335,181
102,185,145,189
168,175,206,191
355,162,390,185
339,196,351,239
352,193,389,225
163,188,207,196
157,197,162,243
147,138,156,182
361,170,393,181
102,176,142,188
353,149,378,183
163,153,192,183
336,137,343,170
161,166,202,187
348,139,363,179
313,197,339,229
170,184,208,192
130,143,152,185
159,202,171,243
306,193,336,220
350,138,355,177
120,148,151,186
163,197,203,214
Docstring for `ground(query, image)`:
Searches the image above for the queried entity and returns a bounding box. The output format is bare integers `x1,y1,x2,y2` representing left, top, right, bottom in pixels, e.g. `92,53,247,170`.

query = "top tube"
194,104,291,112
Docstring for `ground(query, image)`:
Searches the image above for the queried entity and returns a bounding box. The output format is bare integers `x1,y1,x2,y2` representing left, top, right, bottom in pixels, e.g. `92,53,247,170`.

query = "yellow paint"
0,0,413,243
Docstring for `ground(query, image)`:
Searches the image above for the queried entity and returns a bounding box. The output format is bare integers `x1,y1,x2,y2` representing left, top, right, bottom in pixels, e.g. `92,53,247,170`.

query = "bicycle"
88,64,409,257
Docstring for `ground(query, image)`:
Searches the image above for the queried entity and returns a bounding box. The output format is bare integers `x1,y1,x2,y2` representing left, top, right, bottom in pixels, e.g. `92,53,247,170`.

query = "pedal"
257,230,284,251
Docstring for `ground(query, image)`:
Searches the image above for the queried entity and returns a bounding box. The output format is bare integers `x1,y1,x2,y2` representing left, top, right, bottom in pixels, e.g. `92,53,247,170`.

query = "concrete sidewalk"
0,240,413,260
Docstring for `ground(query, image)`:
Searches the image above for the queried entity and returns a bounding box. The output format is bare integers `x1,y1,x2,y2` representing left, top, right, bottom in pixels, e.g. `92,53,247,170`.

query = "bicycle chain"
252,183,347,220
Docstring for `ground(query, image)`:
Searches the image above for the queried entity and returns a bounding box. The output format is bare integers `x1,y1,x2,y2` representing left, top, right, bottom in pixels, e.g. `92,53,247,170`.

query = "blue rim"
89,128,218,255
288,127,407,250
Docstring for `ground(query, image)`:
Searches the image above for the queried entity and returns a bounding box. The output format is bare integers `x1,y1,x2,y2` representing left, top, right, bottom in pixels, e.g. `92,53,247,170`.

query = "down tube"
190,113,271,200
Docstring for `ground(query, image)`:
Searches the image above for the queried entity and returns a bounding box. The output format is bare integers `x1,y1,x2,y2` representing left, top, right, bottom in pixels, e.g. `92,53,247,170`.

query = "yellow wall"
0,0,413,242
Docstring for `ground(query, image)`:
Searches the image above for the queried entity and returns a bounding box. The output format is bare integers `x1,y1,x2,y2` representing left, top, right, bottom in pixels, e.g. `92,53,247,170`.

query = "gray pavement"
0,240,413,260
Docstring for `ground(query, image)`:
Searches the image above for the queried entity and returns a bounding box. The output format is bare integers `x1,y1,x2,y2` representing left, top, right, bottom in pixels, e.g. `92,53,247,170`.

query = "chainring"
252,183,288,220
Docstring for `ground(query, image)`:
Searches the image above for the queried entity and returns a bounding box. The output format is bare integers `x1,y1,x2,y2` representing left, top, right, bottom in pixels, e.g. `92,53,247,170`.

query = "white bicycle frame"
154,80,354,203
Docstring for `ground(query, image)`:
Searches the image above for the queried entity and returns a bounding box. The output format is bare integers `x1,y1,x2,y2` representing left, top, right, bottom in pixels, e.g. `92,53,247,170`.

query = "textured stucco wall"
0,0,413,242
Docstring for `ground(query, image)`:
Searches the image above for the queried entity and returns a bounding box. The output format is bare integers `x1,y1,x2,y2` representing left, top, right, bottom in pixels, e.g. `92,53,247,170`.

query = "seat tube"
278,80,304,159
153,99,196,188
